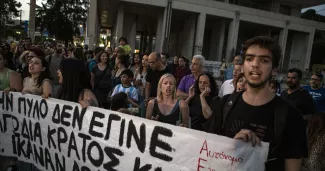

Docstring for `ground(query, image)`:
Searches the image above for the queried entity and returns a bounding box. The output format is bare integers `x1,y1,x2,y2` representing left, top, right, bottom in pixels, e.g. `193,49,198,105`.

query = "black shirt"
91,65,112,103
145,67,169,97
281,88,316,115
211,94,307,171
189,95,219,132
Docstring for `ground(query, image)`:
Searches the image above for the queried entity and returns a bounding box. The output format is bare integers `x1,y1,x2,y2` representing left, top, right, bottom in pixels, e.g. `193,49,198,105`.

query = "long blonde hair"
157,74,177,102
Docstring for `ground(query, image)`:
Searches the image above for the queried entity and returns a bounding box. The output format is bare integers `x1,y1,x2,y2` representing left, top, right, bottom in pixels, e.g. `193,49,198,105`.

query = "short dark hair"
178,56,187,61
29,46,45,58
313,73,324,81
96,51,109,63
117,54,130,68
288,68,302,79
242,36,281,69
161,52,169,59
110,92,128,111
119,37,128,44
120,69,134,78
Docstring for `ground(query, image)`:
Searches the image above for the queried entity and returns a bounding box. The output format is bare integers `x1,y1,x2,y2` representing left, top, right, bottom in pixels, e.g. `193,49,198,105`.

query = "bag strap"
94,66,108,89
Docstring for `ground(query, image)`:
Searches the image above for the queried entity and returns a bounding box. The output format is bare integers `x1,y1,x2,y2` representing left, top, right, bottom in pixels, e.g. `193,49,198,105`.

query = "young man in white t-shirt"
111,69,139,108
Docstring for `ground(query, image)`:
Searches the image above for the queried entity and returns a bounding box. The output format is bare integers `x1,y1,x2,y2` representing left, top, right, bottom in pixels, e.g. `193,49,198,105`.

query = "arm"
41,80,53,98
145,82,151,100
146,99,155,119
79,89,99,108
90,72,95,90
185,85,195,104
179,100,189,127
127,99,140,108
200,96,213,119
285,159,302,171
176,89,189,99
9,71,23,92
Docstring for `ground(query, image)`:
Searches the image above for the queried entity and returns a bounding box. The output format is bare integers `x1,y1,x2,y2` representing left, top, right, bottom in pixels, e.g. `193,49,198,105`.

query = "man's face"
121,74,131,85
243,45,273,89
55,43,63,53
190,58,201,74
119,40,126,46
161,55,167,64
233,56,242,65
148,53,158,70
310,75,322,89
113,47,120,57
286,72,300,89
178,58,185,67
233,65,242,80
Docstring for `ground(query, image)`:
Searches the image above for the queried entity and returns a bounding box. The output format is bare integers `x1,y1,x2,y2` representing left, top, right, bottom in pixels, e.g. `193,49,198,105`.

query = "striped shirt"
111,84,139,101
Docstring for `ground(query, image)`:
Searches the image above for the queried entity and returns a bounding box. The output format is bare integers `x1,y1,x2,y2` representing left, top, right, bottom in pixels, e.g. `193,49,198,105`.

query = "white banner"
0,92,269,171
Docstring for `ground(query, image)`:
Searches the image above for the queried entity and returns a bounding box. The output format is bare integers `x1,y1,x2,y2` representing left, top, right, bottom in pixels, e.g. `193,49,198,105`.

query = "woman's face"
0,55,5,69
161,76,175,96
142,55,148,67
25,51,32,64
100,53,108,63
106,48,112,54
18,46,24,52
199,75,211,93
57,69,63,84
134,55,140,64
29,57,44,74
236,77,247,92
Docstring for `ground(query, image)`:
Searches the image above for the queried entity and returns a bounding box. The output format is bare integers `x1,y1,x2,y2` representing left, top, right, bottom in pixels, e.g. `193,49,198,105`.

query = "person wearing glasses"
303,73,325,113
143,52,170,117
22,47,52,98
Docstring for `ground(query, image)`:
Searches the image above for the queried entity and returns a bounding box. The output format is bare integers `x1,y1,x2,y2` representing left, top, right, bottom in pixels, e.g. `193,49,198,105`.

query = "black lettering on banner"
52,104,61,124
34,122,43,145
32,99,40,120
78,133,91,162
21,118,30,140
150,126,174,162
154,168,162,171
0,117,3,133
127,120,146,153
2,114,12,132
39,99,48,119
12,135,17,154
48,125,57,149
103,146,124,171
133,157,152,171
18,97,26,115
87,141,104,167
72,107,86,131
119,119,125,146
12,115,18,132
89,111,104,138
104,114,121,140
0,92,4,110
58,127,68,152
81,166,91,171
68,132,80,160
45,147,55,171
33,144,44,167
26,140,34,160
17,136,27,158
27,98,34,117
72,161,80,171
28,119,34,141
55,153,66,171
61,105,73,127
5,93,13,111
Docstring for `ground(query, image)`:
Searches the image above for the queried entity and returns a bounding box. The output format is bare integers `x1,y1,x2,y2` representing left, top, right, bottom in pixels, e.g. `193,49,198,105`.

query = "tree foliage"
0,0,22,38
36,0,88,44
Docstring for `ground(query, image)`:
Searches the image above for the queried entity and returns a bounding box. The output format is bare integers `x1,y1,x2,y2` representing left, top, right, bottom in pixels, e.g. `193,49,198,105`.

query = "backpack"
214,92,288,155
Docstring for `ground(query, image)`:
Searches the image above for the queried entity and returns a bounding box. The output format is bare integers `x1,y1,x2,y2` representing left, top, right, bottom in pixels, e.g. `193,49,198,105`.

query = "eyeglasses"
147,60,157,65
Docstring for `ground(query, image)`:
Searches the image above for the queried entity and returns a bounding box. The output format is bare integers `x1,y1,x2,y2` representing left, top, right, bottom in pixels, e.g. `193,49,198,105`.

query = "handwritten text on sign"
0,92,269,171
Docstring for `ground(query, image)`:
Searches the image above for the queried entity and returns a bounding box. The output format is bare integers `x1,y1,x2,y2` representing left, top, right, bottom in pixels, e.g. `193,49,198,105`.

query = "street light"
16,31,21,34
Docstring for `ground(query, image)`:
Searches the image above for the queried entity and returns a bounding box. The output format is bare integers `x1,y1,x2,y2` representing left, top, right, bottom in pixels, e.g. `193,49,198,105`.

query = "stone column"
194,12,206,55
226,11,240,62
304,29,315,71
115,4,125,47
278,21,289,70
86,0,98,50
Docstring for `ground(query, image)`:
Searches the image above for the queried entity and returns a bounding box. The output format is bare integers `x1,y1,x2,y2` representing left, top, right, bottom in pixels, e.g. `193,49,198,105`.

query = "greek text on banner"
0,92,269,171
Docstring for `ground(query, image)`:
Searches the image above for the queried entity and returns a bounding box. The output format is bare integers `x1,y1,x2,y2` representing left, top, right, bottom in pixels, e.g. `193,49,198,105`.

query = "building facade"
86,0,325,72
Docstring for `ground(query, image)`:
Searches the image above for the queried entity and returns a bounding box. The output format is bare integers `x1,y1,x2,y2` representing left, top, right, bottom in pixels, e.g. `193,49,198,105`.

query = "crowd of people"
0,35,325,171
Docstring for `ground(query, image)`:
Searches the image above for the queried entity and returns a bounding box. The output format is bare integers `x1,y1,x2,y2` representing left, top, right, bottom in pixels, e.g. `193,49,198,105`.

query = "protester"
0,52,22,92
46,42,65,98
177,55,205,99
303,113,325,171
270,79,281,95
91,51,112,109
134,54,149,105
209,36,307,171
144,52,169,109
87,50,97,73
22,49,52,97
303,73,325,113
57,58,98,107
110,47,124,68
119,37,132,55
160,53,169,66
224,55,242,81
105,46,113,55
129,53,141,73
233,72,246,93
17,50,31,80
13,44,25,69
146,74,189,126
110,69,139,107
169,55,179,74
174,56,191,86
281,68,316,118
111,54,129,88
219,60,243,97
186,73,219,131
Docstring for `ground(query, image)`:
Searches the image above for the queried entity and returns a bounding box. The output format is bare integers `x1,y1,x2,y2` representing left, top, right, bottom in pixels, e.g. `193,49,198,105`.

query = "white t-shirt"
111,84,139,101
218,79,234,97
